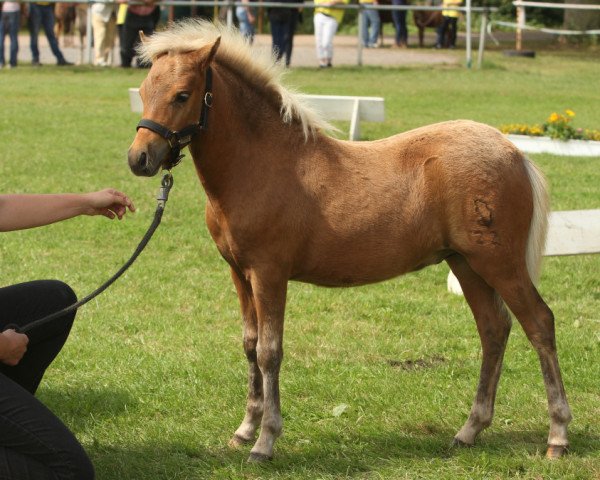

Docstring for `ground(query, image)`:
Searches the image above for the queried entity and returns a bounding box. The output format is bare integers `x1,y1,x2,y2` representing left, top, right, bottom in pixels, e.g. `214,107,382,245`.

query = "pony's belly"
292,249,451,287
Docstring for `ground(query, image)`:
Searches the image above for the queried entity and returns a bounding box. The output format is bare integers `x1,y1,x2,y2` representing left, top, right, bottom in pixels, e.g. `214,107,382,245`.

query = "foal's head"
128,36,220,177
128,19,333,177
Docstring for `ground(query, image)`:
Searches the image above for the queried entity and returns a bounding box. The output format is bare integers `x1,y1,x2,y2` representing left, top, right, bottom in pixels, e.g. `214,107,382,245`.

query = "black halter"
136,66,214,170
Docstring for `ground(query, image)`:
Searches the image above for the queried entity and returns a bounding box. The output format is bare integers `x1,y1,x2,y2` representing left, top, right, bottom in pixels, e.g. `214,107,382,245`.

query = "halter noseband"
136,66,214,170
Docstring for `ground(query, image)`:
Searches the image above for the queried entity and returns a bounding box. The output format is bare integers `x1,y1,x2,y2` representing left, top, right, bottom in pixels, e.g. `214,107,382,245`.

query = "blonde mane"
137,19,333,139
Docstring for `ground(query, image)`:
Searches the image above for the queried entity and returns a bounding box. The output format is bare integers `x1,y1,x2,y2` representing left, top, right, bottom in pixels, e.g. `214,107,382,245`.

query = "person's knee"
48,280,78,308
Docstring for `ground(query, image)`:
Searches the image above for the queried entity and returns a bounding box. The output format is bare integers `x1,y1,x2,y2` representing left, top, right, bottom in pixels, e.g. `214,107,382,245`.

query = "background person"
91,1,118,66
359,0,380,48
236,0,256,44
391,0,408,48
0,189,134,479
28,1,73,66
119,0,158,68
436,0,460,48
268,0,300,67
0,1,21,69
313,0,349,68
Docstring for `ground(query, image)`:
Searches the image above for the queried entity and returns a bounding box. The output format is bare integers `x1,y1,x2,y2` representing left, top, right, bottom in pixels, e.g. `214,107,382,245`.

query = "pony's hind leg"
466,253,572,458
447,255,512,447
228,267,264,448
492,272,572,458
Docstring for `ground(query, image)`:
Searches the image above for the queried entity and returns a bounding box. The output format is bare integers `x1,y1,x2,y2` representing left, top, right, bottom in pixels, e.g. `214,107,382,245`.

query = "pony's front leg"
247,271,287,462
228,268,263,448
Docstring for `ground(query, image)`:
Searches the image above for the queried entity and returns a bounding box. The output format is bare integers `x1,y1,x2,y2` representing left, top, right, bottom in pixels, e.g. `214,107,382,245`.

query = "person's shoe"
32,60,42,66
57,59,73,66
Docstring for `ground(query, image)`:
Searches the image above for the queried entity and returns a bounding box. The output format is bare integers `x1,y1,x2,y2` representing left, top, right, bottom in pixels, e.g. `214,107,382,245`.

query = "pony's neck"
190,61,310,209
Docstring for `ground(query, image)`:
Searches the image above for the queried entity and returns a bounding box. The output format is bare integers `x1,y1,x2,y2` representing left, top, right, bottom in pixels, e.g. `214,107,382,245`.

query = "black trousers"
0,280,94,480
120,10,156,68
437,16,458,48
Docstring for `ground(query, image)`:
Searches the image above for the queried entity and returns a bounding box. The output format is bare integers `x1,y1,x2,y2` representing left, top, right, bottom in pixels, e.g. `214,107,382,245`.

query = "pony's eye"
174,92,190,104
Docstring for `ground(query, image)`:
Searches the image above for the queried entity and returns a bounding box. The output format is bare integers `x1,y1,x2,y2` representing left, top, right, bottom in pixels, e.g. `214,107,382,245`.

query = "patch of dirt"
387,354,447,370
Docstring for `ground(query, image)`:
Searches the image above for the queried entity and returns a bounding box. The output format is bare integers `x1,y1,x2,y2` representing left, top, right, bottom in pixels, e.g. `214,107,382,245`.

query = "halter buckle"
204,92,213,108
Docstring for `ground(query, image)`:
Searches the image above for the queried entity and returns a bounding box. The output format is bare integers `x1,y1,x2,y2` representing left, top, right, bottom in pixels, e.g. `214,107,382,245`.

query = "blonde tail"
524,158,550,283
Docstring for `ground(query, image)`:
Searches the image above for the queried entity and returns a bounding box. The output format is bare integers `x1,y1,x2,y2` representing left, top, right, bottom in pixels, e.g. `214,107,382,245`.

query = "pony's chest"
204,204,243,267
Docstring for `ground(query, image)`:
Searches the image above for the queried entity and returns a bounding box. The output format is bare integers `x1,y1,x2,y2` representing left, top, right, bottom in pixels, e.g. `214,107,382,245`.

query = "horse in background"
54,2,87,63
413,9,445,47
376,0,449,48
127,20,571,463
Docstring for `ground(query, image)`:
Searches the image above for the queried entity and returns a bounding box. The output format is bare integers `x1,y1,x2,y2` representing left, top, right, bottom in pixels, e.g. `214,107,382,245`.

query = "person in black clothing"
268,0,300,67
119,0,158,68
0,189,135,480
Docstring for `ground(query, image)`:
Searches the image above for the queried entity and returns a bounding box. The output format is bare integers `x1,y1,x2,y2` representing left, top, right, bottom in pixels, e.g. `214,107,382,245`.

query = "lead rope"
5,170,174,336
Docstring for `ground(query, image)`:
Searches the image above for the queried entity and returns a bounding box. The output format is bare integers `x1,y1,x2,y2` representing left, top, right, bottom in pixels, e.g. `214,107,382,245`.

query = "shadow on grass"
38,385,136,429
31,387,600,478
85,427,600,479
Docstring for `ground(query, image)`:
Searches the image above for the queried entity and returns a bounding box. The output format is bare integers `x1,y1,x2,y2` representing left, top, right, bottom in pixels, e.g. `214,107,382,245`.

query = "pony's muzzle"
128,133,169,177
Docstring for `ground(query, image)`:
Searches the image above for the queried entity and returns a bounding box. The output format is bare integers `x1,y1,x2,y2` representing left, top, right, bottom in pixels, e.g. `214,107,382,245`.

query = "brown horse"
413,9,445,47
54,2,87,62
127,20,571,462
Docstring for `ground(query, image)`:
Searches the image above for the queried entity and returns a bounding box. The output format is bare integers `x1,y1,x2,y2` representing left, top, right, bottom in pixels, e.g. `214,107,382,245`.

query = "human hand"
0,329,29,366
82,189,136,220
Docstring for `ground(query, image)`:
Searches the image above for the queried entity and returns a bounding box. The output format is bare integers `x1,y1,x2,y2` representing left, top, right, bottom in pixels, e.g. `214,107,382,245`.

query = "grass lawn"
0,49,599,479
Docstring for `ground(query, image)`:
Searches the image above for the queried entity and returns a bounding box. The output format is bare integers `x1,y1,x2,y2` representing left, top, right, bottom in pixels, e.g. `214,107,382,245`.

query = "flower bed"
500,110,600,157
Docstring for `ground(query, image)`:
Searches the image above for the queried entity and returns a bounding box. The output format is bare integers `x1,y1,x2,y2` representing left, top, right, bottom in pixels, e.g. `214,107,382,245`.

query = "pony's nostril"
139,152,148,169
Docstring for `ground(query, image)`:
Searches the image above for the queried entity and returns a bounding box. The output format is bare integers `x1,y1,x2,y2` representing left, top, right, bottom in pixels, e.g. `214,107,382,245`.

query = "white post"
476,9,487,68
357,6,364,66
516,3,525,50
465,0,472,68
86,1,93,64
227,0,234,28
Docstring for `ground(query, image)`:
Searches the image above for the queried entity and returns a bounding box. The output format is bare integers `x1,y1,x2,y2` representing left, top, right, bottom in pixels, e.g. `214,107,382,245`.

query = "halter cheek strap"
136,66,214,170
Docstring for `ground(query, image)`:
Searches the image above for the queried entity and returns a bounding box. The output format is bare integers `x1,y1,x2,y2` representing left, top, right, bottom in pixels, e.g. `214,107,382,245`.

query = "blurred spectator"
28,2,73,66
119,0,158,68
0,1,21,68
359,0,380,48
391,0,408,48
313,0,349,68
436,0,460,48
268,0,300,67
92,1,118,66
236,0,256,44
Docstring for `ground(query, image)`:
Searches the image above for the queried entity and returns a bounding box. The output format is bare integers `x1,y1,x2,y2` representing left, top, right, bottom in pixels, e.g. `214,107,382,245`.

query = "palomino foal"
127,20,571,462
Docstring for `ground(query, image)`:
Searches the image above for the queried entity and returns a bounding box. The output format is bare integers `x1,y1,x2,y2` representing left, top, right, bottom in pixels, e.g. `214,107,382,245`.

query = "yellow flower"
565,109,575,117
548,112,560,123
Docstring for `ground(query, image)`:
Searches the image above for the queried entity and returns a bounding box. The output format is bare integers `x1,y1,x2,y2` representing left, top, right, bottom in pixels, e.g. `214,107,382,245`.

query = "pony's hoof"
247,452,272,463
228,434,252,449
546,444,568,459
451,437,473,448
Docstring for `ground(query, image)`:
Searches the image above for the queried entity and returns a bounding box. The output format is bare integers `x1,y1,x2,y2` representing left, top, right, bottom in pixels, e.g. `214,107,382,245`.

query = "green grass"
0,51,599,479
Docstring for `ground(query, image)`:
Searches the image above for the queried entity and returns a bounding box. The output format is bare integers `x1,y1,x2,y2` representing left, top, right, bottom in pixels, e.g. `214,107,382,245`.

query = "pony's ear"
139,30,148,44
203,36,221,67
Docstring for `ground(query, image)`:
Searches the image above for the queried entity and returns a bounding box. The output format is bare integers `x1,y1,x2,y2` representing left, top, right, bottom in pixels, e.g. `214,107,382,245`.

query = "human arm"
0,330,29,366
0,189,135,232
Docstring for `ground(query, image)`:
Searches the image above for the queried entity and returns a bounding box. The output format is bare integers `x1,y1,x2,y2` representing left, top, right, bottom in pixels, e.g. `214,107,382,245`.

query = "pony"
413,9,446,47
54,2,87,63
127,20,571,462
